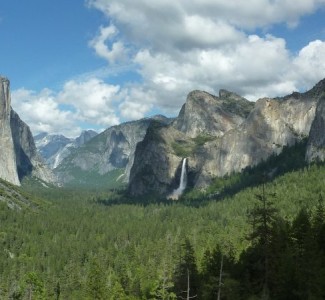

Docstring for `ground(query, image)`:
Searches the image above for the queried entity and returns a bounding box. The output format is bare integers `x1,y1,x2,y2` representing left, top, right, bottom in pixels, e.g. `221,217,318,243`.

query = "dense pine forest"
1,141,325,299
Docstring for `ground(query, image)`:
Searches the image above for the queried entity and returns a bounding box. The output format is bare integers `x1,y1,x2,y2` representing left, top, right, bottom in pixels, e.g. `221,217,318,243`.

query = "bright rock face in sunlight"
129,79,325,196
0,77,20,185
0,77,55,185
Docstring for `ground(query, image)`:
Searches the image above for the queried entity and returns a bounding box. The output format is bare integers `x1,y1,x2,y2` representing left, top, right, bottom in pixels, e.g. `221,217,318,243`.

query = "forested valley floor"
1,142,325,299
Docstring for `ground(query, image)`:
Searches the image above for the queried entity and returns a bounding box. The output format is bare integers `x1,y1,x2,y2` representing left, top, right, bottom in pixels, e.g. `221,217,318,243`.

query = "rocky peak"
0,77,11,119
0,76,20,185
128,79,324,196
0,76,55,185
75,130,98,147
173,89,254,138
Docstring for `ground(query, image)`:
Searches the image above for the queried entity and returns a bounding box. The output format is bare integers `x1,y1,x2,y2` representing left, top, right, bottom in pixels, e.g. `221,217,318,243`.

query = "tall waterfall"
168,158,187,200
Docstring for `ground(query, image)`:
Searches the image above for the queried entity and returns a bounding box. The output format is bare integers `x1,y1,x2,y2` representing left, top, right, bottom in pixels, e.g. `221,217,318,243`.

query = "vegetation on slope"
1,141,325,298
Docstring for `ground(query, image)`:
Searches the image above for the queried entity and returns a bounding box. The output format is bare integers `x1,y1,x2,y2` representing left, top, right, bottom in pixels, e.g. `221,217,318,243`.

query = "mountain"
129,80,325,196
0,77,20,185
0,76,54,185
306,81,325,162
34,130,98,169
129,90,254,196
54,116,172,188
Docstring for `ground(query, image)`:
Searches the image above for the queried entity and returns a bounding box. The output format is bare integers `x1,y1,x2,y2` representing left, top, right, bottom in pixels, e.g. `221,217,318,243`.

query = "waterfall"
178,158,187,192
168,158,187,200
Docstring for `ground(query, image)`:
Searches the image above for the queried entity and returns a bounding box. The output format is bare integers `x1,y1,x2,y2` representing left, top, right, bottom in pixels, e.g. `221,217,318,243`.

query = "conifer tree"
247,180,278,299
173,238,199,299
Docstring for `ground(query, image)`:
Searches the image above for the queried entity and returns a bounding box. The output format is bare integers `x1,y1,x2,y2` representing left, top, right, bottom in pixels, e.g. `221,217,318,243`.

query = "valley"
1,76,325,298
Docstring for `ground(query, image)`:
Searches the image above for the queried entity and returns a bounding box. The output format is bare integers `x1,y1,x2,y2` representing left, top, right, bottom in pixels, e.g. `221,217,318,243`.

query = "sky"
1,0,325,137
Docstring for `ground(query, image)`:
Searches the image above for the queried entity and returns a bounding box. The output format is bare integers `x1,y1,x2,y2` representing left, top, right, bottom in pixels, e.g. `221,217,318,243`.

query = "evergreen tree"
173,238,199,299
246,180,278,299
86,258,108,300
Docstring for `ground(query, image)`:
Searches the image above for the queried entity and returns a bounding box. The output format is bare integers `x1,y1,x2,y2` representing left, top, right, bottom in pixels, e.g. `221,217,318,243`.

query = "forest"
1,141,325,299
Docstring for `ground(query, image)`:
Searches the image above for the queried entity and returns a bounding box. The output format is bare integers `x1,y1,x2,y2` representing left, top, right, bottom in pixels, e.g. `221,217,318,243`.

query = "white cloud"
58,78,120,125
12,1,325,137
11,79,122,137
85,0,325,116
89,24,129,64
293,40,325,89
11,88,79,137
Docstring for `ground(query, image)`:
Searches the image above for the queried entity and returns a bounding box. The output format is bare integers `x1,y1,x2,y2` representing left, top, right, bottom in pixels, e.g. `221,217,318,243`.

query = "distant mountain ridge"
52,115,173,188
34,130,98,169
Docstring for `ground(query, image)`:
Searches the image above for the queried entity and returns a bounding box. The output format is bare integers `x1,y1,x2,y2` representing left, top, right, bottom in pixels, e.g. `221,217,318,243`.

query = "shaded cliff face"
0,77,20,185
306,95,325,162
10,109,56,183
128,90,254,196
129,81,323,196
55,117,171,187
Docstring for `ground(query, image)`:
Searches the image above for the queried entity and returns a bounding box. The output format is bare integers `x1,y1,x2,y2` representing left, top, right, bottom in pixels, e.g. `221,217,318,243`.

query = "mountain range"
1,75,325,197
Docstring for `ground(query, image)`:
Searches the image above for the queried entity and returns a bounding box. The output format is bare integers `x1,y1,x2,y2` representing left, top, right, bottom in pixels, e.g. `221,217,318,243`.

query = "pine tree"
247,180,278,299
86,258,108,300
173,238,199,299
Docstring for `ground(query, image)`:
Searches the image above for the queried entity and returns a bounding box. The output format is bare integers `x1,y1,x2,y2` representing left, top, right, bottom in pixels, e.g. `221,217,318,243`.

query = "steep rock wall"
0,77,20,185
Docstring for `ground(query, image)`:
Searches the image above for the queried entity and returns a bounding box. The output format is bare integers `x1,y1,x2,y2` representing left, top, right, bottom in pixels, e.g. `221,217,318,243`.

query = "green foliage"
171,141,194,157
1,140,325,298
172,134,216,157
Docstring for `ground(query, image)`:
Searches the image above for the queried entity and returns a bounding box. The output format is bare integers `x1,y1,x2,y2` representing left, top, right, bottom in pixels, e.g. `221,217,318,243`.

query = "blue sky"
1,0,325,137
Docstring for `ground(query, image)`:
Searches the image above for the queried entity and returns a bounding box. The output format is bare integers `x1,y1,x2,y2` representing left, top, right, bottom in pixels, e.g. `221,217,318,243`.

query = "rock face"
306,90,325,162
55,116,172,187
10,110,56,183
194,92,316,186
35,130,98,169
174,90,253,138
129,90,254,196
129,81,324,196
0,77,20,185
0,76,55,185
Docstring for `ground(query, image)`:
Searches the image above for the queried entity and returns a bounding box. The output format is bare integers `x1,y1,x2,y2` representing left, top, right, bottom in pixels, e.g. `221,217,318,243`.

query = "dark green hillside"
1,142,325,298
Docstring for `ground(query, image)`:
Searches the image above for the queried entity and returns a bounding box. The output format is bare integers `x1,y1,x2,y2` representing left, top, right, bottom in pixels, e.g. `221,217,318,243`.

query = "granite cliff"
129,80,324,196
0,77,20,185
306,79,325,162
0,76,55,185
129,90,254,196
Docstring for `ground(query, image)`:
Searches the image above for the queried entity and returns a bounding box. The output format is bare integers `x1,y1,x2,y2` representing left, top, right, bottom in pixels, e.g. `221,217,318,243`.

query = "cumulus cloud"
293,40,325,89
11,79,122,137
85,0,325,117
11,88,79,137
89,24,129,64
57,78,121,125
13,1,325,137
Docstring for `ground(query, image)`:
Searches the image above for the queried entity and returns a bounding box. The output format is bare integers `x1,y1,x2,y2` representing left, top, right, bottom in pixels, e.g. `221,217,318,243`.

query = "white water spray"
168,158,187,200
